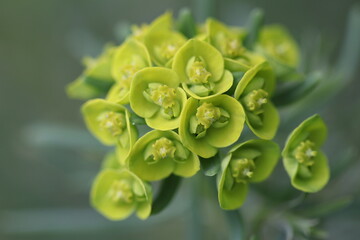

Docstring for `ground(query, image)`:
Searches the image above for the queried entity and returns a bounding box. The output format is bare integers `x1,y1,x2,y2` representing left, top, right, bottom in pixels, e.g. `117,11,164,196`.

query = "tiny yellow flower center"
151,137,176,161
230,158,256,183
196,102,221,129
160,42,181,60
99,111,126,137
294,140,317,166
118,64,139,89
187,59,212,84
242,89,268,114
222,38,244,58
108,180,133,203
149,84,177,109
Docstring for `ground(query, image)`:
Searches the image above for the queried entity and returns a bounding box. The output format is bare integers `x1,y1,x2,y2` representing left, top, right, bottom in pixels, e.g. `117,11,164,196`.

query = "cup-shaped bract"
129,67,187,130
179,95,245,158
91,169,152,220
107,39,152,104
67,45,115,100
132,12,173,41
172,39,233,99
144,30,187,67
255,25,300,79
217,139,280,209
234,61,279,140
128,130,200,181
82,99,138,161
101,151,122,170
282,115,329,193
206,18,247,59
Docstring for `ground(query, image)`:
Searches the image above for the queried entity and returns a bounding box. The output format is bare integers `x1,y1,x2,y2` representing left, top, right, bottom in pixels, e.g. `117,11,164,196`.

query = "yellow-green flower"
67,45,115,100
91,169,152,220
128,130,200,181
129,67,187,130
172,39,233,99
107,39,151,104
255,25,300,80
206,18,247,59
179,95,245,158
82,99,138,160
131,12,173,41
217,139,280,209
144,30,187,67
282,114,329,192
234,61,279,140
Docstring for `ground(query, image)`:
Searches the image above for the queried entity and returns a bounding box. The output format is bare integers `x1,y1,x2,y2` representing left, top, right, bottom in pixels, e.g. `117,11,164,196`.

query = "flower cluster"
67,11,330,220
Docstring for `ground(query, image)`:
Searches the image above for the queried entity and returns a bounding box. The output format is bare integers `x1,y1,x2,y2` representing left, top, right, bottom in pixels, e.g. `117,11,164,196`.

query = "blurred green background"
1,0,359,239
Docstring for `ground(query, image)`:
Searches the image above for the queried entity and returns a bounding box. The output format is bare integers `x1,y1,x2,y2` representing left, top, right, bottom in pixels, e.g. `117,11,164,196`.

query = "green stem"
225,210,244,240
194,0,217,21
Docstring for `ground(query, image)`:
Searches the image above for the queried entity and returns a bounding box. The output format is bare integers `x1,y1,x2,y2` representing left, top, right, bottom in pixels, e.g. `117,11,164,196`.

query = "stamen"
187,59,212,84
151,137,176,161
230,158,256,183
149,84,177,109
108,180,133,203
196,102,221,129
118,65,138,89
99,111,126,136
242,89,268,113
224,38,243,58
160,42,182,60
294,140,317,166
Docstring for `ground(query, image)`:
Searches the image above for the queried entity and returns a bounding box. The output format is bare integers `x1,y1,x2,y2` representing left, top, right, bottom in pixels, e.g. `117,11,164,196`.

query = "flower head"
128,130,200,181
173,39,233,99
282,114,329,192
179,95,245,158
255,25,300,80
217,139,280,209
107,39,151,104
91,169,152,220
82,99,138,161
234,61,279,140
130,67,187,130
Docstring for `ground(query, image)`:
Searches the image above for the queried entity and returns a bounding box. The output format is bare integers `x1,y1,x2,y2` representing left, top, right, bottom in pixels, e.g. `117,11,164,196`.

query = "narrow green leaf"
176,8,197,38
273,72,322,107
244,9,264,50
299,196,353,218
151,175,182,215
199,153,221,176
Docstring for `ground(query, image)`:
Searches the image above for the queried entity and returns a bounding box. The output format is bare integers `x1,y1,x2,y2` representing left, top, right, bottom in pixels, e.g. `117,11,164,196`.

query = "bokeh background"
1,0,359,239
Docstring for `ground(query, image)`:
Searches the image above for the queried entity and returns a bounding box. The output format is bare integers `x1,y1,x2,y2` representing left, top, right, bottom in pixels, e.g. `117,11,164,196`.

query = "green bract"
101,151,122,170
129,67,187,130
128,130,200,181
179,95,245,158
67,45,115,100
107,39,151,104
282,115,329,193
172,39,233,99
144,30,187,67
206,18,247,59
217,139,280,210
91,169,152,220
255,25,300,80
132,12,173,41
82,99,138,160
234,61,279,140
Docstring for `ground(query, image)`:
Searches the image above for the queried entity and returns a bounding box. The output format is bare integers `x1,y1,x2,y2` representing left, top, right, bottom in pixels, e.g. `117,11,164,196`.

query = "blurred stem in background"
194,0,217,21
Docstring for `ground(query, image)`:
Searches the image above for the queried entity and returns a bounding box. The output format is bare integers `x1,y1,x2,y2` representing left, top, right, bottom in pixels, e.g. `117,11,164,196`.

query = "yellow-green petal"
282,114,329,193
217,155,248,210
91,169,151,220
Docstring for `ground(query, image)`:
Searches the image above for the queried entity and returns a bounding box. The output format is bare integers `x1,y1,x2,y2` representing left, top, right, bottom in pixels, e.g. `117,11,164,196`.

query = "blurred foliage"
0,0,359,239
